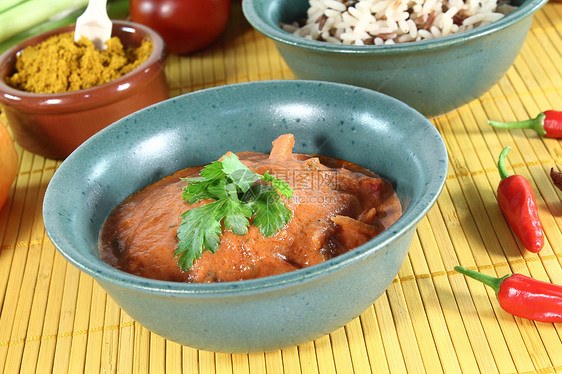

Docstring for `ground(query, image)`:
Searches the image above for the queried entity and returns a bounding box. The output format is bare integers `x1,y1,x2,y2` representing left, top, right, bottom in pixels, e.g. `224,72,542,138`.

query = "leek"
0,0,27,14
0,0,89,43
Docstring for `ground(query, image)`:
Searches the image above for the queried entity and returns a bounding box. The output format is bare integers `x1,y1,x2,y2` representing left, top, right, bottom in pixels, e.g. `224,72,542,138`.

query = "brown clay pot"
0,20,169,159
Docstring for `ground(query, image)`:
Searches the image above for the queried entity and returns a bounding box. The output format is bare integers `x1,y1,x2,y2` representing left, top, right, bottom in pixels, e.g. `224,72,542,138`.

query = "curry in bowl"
43,80,447,352
99,134,402,282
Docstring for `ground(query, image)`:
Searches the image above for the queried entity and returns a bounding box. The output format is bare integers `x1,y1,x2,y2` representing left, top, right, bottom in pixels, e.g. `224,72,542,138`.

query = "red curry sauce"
98,134,402,283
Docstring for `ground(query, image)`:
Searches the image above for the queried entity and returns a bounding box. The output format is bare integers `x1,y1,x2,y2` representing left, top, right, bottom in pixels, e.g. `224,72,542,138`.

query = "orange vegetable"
0,119,18,210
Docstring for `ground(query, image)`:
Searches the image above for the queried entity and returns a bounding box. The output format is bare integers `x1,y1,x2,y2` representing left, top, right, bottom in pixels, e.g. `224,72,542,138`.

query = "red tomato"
130,0,232,55
0,120,18,211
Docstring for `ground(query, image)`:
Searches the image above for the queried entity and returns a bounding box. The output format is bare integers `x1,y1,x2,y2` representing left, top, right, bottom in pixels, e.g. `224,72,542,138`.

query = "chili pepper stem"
497,146,512,180
488,113,547,137
454,266,509,294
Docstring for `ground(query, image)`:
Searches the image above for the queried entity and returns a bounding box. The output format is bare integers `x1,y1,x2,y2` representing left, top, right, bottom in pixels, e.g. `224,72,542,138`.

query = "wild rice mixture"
281,0,516,45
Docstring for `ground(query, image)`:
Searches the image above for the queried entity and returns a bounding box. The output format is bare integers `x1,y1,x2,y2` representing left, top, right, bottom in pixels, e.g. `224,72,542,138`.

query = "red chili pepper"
496,146,543,253
551,168,562,191
454,266,562,323
488,110,562,138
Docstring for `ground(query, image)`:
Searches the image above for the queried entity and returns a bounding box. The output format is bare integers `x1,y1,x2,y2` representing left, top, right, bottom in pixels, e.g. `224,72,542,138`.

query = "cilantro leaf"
181,173,226,201
175,200,224,270
222,198,252,235
175,153,294,271
248,185,293,237
263,171,293,199
206,179,230,200
200,160,227,180
221,153,260,192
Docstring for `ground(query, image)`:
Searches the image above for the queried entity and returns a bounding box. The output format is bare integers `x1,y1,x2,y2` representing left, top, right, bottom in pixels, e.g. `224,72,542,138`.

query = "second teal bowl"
243,0,547,118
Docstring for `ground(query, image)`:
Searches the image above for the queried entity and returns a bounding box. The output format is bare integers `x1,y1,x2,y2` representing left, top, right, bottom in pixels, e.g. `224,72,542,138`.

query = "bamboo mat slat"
1,2,562,373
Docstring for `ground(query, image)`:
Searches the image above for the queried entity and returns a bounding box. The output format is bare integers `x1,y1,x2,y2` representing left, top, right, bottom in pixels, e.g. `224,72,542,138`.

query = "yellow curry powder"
7,32,153,94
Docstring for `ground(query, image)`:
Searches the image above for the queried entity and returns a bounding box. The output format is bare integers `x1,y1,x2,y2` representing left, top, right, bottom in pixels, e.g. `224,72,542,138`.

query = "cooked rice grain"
282,0,516,45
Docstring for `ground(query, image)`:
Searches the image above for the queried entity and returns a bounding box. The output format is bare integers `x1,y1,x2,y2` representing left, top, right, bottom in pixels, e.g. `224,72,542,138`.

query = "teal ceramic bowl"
243,0,547,118
43,80,447,353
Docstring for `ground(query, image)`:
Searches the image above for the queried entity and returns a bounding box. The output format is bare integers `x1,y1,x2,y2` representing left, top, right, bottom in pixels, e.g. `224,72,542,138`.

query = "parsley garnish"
175,154,293,271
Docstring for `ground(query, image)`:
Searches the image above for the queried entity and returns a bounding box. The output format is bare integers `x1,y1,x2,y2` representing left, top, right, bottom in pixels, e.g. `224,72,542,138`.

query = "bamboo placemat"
1,3,562,373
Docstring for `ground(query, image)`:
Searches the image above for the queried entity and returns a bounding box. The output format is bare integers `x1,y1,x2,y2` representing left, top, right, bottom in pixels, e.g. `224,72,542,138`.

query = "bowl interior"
43,80,448,293
244,0,547,53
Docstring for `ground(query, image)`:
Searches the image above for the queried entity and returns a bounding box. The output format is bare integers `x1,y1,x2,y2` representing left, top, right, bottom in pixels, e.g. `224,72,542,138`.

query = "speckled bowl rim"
242,0,547,54
0,20,167,112
44,80,448,298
